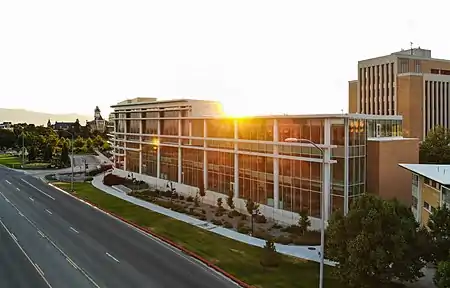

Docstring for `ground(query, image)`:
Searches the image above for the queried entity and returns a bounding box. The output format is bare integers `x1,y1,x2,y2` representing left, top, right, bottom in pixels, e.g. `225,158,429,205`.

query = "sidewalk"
91,175,335,265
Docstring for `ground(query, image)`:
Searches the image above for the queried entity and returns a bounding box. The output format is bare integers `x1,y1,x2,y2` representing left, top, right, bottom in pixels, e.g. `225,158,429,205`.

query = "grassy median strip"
0,155,22,168
54,181,342,288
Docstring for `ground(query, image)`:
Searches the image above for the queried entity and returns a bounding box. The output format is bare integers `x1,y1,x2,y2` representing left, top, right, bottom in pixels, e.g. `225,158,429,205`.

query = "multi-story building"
349,47,450,139
110,98,419,228
400,163,450,226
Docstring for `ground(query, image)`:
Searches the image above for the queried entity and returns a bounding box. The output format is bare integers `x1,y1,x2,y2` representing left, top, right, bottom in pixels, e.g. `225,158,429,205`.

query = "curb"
48,183,253,288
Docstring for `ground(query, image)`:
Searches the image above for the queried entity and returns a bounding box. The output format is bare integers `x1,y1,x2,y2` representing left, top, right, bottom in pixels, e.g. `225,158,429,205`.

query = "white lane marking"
66,257,79,270
0,192,100,288
21,179,56,200
0,219,52,288
45,209,52,215
16,187,20,191
29,197,34,202
18,211,24,217
38,230,45,238
5,180,11,185
105,252,120,263
47,184,241,286
4,197,10,203
69,227,79,234
34,263,45,277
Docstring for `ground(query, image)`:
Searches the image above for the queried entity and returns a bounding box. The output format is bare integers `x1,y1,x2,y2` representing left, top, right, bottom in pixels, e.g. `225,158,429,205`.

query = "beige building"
349,47,450,139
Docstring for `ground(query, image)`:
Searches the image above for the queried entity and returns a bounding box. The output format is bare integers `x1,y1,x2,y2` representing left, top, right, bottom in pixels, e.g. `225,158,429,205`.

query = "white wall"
112,169,323,230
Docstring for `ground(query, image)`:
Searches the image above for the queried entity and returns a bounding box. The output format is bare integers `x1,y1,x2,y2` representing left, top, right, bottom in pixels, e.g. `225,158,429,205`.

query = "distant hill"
0,108,91,126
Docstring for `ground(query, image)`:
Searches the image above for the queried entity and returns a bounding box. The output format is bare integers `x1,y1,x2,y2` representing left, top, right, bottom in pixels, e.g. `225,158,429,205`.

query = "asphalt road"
0,166,240,288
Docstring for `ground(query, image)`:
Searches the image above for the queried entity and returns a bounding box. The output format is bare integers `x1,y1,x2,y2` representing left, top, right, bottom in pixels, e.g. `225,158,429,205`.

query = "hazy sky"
1,0,449,117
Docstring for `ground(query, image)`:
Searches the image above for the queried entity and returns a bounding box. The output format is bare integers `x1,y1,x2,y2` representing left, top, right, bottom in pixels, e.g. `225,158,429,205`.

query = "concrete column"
417,176,423,223
157,117,161,178
139,119,143,174
113,117,117,167
188,120,193,145
323,118,332,222
178,111,182,183
203,120,208,189
343,118,349,215
123,116,127,171
273,119,279,209
233,119,239,198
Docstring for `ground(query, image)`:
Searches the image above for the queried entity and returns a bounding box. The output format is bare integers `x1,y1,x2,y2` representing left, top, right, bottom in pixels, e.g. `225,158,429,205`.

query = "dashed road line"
106,252,120,263
29,197,34,202
5,180,11,185
21,179,56,200
69,227,79,234
37,230,45,238
16,187,20,191
45,209,52,215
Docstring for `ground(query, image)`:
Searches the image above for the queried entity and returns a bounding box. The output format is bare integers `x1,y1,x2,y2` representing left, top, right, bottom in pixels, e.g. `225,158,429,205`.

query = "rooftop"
112,98,219,108
399,163,450,185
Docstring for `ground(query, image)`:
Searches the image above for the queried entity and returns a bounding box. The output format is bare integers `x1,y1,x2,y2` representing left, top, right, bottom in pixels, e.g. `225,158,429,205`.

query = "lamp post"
65,131,75,192
21,132,25,168
285,137,325,288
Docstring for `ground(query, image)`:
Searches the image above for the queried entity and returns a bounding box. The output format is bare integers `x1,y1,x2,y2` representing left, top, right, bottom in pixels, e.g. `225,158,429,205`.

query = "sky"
1,0,450,118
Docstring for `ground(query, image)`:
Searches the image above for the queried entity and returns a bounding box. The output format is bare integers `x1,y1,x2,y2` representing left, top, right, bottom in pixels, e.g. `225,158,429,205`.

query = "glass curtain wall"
348,118,367,208
330,119,345,214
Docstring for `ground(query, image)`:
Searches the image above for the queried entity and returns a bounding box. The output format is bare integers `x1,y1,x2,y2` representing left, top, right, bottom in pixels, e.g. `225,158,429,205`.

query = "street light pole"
66,131,75,192
285,137,325,288
21,132,25,168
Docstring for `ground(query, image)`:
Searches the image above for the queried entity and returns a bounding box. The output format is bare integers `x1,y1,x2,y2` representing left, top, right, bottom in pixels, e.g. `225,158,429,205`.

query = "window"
375,123,381,137
424,201,432,213
431,69,440,74
412,195,418,208
412,174,419,186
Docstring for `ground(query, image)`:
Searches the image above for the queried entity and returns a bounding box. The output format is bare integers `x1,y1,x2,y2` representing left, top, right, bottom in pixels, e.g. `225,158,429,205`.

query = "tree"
226,189,235,210
73,137,85,150
326,194,429,288
85,138,94,153
435,261,450,288
260,239,280,268
0,129,16,149
298,210,311,235
43,144,53,162
245,198,260,235
27,146,37,161
428,205,450,263
217,197,223,212
60,142,70,166
420,126,450,164
93,135,104,148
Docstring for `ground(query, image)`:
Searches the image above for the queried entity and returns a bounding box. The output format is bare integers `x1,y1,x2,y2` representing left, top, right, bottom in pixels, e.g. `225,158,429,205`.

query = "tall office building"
349,47,450,139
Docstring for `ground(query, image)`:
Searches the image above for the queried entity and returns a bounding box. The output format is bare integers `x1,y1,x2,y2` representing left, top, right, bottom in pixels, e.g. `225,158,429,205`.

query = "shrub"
189,207,195,214
223,221,233,229
215,211,223,217
179,195,185,201
171,192,179,199
274,235,293,245
253,230,271,241
241,214,247,221
260,239,280,268
292,231,321,246
254,214,267,224
154,200,172,209
186,196,194,202
435,261,450,288
227,211,234,218
217,197,223,210
237,224,251,234
194,193,200,207
201,209,206,215
271,223,283,230
298,210,311,235
103,174,126,186
198,215,207,221
85,176,93,182
211,218,223,226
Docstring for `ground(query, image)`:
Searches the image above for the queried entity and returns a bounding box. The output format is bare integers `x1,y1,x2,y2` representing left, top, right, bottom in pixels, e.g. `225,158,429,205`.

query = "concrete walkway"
91,175,335,265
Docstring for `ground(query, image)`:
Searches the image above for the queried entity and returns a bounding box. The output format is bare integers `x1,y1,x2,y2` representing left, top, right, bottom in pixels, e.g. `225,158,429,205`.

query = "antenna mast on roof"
410,42,414,55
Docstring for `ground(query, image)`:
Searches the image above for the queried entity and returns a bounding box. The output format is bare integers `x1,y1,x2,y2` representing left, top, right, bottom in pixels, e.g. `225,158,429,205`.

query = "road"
0,166,240,288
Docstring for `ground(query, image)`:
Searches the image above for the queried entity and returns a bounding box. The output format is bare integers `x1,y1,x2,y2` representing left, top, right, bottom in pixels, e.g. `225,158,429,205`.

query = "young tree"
435,261,450,288
43,144,53,162
60,142,70,167
217,197,223,211
326,194,429,288
245,198,260,235
420,126,450,164
260,239,280,268
27,146,37,161
73,136,85,150
298,210,311,235
226,189,235,210
428,205,450,263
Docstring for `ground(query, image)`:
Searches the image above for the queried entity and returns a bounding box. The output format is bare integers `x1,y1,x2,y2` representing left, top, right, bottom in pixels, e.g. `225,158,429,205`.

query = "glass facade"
112,107,402,219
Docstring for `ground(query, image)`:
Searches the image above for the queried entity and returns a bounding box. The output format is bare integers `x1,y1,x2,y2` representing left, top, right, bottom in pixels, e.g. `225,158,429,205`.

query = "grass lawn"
54,181,342,288
0,155,23,168
0,155,50,169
